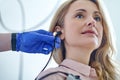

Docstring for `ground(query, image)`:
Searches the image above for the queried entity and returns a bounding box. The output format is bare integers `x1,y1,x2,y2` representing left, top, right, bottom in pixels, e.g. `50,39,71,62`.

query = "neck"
66,46,93,65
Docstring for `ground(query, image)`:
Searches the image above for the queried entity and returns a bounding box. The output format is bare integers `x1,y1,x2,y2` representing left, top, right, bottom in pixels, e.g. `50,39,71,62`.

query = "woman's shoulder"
35,67,67,80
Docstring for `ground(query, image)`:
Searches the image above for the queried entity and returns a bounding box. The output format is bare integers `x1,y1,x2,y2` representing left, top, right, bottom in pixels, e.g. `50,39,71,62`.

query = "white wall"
0,0,120,80
104,0,120,60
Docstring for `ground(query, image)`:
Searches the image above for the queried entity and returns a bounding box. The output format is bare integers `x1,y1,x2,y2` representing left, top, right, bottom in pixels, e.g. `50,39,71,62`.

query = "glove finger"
35,29,53,36
19,40,43,53
28,42,53,54
37,34,55,44
55,37,61,48
37,34,61,48
31,42,53,54
41,44,53,54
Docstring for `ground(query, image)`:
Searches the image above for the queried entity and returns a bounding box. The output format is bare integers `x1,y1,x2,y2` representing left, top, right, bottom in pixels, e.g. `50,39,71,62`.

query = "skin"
0,34,11,51
59,0,103,64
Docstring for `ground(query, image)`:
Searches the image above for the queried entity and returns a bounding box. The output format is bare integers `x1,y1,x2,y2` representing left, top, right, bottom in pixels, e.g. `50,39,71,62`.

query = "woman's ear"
55,26,65,40
55,26,62,32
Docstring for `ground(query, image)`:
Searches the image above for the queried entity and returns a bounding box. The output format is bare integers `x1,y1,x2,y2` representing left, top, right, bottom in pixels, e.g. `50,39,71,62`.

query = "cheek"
100,25,103,38
98,25,103,45
64,26,78,44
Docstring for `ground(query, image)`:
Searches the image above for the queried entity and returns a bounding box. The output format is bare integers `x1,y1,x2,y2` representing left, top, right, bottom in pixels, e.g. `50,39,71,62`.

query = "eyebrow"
94,11,101,15
76,9,101,15
76,9,87,12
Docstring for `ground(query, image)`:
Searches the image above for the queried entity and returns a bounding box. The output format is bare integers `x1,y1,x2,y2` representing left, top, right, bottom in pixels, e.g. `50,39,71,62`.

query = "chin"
81,40,100,49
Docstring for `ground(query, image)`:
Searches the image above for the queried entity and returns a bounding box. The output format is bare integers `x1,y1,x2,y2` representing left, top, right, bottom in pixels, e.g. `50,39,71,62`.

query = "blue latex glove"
16,30,61,54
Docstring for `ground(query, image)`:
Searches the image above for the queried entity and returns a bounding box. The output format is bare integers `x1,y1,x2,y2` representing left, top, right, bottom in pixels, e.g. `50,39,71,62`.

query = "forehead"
68,0,99,13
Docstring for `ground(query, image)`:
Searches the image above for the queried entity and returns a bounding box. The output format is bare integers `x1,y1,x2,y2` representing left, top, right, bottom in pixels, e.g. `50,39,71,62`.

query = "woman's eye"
94,16,101,22
76,14,84,19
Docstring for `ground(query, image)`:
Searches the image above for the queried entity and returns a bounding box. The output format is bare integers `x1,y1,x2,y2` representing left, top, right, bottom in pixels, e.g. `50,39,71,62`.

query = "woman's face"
62,0,103,50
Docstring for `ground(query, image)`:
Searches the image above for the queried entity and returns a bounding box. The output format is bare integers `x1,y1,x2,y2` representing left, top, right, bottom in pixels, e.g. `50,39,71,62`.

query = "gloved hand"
15,30,61,54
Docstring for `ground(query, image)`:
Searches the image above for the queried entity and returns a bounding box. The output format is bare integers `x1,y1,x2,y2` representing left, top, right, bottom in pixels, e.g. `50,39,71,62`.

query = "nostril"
88,23,92,26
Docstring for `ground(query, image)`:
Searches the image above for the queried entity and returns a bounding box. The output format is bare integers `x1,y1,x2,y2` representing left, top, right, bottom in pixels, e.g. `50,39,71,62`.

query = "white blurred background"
0,0,120,80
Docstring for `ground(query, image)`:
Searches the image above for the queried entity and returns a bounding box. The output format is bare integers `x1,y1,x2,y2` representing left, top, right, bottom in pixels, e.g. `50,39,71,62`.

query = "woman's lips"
81,30,98,37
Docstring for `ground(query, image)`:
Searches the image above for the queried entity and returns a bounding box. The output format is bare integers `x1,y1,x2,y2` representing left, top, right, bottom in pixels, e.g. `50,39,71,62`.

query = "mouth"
81,30,98,37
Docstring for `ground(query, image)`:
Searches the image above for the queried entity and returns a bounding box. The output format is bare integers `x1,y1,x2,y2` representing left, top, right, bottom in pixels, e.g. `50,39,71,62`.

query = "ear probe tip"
53,31,62,37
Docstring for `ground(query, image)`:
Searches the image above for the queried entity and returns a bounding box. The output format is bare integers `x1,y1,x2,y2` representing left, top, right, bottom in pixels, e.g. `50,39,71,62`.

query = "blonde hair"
49,0,119,80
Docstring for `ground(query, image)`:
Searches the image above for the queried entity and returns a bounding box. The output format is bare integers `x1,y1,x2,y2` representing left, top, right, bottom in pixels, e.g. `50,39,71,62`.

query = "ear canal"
53,31,62,37
56,31,62,37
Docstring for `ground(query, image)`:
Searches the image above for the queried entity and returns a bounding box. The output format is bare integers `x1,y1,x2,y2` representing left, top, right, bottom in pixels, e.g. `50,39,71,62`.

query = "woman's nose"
86,17,96,27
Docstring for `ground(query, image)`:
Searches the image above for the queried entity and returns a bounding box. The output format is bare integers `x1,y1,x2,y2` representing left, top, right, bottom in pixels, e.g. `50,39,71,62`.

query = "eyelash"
75,14,84,19
75,13,102,22
94,16,102,22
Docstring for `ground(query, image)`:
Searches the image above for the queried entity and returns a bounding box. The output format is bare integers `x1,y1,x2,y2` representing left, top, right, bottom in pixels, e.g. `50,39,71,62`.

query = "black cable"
35,71,68,80
35,69,81,80
40,52,53,72
40,31,62,72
